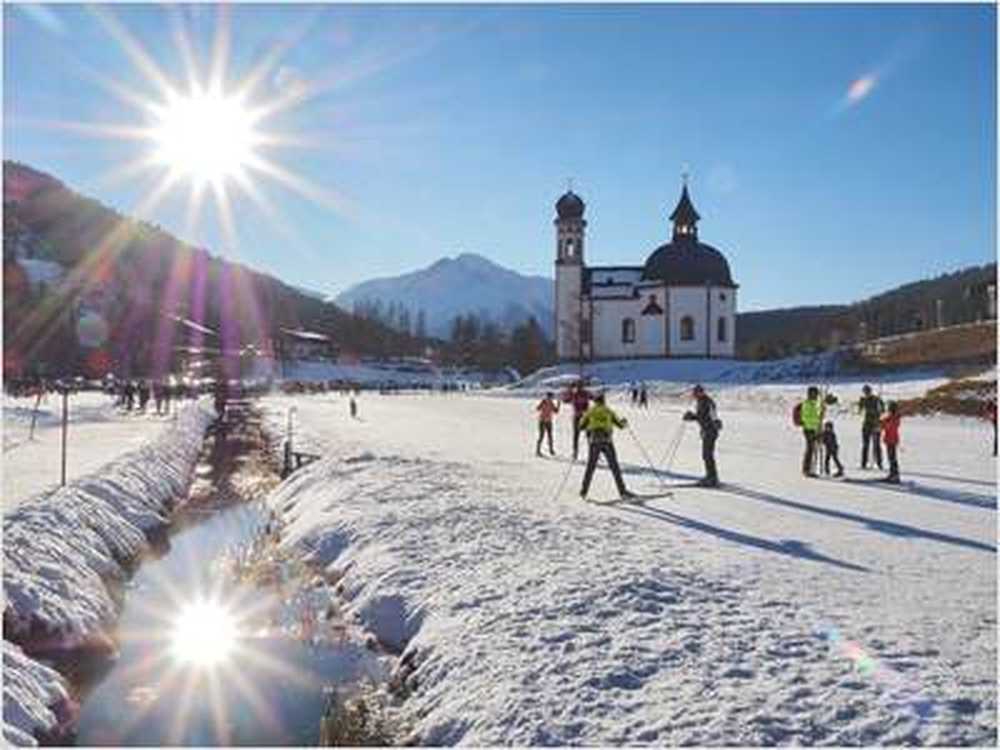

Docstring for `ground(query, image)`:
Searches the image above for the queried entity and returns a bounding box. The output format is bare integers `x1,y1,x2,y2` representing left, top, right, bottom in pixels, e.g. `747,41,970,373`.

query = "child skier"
579,393,634,501
535,392,560,456
821,422,844,477
880,401,902,484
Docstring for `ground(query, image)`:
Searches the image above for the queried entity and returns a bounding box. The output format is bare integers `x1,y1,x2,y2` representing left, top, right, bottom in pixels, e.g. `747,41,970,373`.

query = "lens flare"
170,599,240,666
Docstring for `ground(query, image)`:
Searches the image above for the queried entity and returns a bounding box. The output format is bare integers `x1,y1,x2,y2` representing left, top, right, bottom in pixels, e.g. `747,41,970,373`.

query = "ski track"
261,391,997,746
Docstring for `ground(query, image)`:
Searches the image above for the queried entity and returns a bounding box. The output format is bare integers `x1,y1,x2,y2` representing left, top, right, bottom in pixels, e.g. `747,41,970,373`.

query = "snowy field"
261,388,996,745
3,392,183,510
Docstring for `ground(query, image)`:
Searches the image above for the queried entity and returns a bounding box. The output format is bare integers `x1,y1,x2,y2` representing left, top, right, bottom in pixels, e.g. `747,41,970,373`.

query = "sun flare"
170,599,240,666
150,90,259,186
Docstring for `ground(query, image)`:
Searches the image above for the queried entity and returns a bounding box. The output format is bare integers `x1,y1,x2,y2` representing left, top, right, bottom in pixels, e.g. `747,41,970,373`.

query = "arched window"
680,316,695,341
621,318,636,344
717,316,727,342
564,238,575,257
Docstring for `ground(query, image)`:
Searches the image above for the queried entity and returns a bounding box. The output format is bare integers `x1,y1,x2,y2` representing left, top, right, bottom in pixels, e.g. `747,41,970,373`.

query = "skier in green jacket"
800,386,825,477
579,394,635,500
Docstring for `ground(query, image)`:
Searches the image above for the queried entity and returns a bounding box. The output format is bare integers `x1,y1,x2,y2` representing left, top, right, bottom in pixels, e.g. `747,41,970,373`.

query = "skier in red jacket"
562,381,593,461
880,401,902,484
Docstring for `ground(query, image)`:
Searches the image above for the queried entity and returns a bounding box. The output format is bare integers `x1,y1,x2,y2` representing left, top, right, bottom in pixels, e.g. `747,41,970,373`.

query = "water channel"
73,500,387,746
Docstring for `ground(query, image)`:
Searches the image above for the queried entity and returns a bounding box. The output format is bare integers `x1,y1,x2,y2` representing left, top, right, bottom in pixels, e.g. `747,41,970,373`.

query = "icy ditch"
73,499,391,746
2,402,213,746
260,406,982,746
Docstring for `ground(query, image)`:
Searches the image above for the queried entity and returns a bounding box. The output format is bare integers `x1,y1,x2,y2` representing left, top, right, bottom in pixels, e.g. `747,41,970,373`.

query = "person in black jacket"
821,422,844,477
683,384,721,487
858,385,884,470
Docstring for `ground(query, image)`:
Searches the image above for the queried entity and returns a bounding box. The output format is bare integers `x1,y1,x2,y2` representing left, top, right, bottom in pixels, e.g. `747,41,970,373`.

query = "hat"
692,384,705,395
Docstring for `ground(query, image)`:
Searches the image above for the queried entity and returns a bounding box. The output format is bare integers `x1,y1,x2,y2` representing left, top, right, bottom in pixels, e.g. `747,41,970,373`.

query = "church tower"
554,189,586,361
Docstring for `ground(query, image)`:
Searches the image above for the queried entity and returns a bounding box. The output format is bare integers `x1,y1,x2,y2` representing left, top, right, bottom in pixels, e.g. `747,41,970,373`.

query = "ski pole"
548,453,578,504
627,424,673,494
658,421,687,471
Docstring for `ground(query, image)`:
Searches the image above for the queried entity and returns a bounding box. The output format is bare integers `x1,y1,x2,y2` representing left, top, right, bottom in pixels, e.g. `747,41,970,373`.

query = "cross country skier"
563,381,593,461
880,401,902,483
821,421,844,477
535,392,560,456
857,384,884,470
683,384,721,487
799,386,825,478
579,393,634,500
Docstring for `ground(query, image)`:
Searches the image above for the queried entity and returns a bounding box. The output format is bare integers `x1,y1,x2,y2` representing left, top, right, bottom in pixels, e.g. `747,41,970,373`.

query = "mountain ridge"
334,252,554,338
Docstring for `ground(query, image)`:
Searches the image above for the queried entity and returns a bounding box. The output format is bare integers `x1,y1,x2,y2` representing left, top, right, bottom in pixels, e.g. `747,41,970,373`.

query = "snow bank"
2,402,213,745
512,354,952,392
2,641,73,747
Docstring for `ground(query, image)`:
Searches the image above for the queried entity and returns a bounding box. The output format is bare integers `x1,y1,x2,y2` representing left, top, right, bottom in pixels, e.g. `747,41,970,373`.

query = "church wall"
555,264,583,360
667,287,711,356
591,297,644,359
709,286,737,358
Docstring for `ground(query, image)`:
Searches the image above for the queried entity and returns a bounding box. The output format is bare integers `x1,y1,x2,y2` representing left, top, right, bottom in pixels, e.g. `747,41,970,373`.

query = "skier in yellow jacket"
579,394,635,500
800,386,826,477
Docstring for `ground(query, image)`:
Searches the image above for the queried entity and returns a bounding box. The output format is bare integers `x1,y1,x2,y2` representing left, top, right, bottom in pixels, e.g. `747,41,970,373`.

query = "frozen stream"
74,502,386,746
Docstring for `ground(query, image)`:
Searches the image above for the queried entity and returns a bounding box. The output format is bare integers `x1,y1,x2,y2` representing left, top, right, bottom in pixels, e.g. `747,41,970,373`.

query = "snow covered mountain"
333,253,554,338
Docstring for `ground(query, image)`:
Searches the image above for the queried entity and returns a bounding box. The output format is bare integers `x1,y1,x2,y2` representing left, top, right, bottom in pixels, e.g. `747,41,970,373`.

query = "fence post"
60,388,69,487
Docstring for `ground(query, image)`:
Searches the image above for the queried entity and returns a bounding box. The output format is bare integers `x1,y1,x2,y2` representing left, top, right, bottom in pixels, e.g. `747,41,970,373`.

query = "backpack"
792,403,803,427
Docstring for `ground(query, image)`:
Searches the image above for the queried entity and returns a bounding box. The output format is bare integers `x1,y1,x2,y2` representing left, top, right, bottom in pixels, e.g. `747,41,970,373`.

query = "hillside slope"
2,161,411,378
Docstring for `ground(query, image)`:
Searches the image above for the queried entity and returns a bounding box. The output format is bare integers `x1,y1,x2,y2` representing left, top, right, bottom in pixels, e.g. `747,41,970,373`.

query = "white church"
554,181,738,361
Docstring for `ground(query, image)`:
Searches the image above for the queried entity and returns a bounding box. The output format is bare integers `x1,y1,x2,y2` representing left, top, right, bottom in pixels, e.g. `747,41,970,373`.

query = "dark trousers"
581,439,627,496
862,424,883,468
536,421,554,454
886,443,899,479
572,414,584,459
702,431,718,481
824,447,844,475
802,429,818,474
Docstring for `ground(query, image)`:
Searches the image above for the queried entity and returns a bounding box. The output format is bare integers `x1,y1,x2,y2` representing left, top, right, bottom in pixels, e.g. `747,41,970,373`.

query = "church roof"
641,238,737,288
555,190,585,220
669,185,700,224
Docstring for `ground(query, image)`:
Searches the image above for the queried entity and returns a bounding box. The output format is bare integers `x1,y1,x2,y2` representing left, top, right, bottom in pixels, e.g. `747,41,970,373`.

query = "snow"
258,386,996,745
2,641,71,747
513,355,958,392
2,402,213,745
3,392,185,510
252,359,510,387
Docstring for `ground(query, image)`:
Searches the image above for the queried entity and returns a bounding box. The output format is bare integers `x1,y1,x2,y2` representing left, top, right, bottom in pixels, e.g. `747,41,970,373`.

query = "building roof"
555,190,585,220
669,185,700,225
641,238,737,287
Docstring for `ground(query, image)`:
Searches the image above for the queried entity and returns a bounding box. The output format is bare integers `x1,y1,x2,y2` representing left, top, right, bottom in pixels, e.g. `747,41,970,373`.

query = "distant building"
279,328,337,360
554,180,738,361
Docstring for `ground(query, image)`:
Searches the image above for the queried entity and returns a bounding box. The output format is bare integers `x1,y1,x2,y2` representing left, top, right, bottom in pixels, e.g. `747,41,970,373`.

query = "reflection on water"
75,503,386,746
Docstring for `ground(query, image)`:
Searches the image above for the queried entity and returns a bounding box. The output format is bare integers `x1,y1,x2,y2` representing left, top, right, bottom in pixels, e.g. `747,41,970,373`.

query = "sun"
169,599,240,666
150,88,260,187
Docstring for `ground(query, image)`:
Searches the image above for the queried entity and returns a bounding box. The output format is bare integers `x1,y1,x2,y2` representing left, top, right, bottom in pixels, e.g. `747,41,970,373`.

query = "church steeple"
670,178,700,242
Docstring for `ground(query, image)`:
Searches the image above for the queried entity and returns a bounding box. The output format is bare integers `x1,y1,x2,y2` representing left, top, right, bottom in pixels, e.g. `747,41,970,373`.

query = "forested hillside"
3,161,416,378
736,264,996,359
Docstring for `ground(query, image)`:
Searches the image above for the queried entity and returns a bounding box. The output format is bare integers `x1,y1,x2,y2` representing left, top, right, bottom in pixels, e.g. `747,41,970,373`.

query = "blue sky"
4,3,996,311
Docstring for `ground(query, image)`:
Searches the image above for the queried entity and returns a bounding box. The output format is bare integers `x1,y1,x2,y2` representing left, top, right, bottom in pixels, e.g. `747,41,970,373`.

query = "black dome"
642,238,736,287
555,190,585,219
